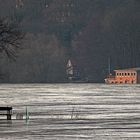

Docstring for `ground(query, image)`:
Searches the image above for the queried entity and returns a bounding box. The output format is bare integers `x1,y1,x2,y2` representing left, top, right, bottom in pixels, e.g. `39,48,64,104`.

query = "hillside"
0,0,139,82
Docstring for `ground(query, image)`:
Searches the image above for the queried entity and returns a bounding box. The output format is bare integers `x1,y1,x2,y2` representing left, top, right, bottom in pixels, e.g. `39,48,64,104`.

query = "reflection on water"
0,84,140,140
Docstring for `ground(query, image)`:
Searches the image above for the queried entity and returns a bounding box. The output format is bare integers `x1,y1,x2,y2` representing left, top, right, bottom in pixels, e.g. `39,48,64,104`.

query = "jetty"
0,107,12,120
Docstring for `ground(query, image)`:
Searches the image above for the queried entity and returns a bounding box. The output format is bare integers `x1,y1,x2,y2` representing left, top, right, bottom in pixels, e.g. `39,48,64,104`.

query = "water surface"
0,84,140,140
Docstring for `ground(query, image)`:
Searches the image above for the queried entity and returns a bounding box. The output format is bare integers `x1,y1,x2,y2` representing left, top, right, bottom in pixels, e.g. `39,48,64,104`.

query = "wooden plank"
0,107,12,111
0,107,12,120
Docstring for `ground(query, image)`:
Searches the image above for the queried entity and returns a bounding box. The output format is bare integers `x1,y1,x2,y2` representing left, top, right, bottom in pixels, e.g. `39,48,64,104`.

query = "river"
0,84,140,140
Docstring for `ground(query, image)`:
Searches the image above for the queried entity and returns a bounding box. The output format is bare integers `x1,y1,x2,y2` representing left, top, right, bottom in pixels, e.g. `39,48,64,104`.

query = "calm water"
0,84,140,140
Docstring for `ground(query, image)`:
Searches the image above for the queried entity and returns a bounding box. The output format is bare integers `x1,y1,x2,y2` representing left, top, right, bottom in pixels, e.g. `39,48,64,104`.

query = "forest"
0,0,139,83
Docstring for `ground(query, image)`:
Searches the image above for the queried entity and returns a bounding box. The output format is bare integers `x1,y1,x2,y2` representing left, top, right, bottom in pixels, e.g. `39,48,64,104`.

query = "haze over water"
0,84,140,140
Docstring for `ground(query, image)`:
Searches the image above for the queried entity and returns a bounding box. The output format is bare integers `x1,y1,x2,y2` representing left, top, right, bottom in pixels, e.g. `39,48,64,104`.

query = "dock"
0,107,12,120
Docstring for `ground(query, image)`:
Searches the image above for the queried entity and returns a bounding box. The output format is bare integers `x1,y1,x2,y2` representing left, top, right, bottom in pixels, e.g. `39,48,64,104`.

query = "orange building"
105,68,140,84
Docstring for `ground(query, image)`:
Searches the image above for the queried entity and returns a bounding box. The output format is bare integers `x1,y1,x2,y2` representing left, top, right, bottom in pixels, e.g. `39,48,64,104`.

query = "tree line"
0,0,139,82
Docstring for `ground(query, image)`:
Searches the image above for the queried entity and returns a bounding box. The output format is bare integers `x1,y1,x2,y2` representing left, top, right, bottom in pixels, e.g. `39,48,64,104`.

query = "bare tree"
0,18,24,60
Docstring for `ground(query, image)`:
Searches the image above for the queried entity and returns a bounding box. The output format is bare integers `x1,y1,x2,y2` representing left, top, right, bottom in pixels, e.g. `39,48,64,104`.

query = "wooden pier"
0,107,12,120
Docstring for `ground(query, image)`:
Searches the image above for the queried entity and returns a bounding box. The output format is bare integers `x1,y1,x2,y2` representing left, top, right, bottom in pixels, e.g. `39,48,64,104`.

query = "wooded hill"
0,0,139,82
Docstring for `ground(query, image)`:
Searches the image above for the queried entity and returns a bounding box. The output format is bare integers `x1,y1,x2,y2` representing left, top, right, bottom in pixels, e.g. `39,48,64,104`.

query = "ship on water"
105,68,140,84
104,57,140,84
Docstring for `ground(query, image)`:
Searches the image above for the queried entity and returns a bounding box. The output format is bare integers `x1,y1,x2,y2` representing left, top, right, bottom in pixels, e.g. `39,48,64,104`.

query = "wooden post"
7,110,11,120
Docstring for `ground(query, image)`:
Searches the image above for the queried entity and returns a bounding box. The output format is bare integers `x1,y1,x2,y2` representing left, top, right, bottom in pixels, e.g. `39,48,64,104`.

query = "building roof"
66,59,77,68
114,67,140,72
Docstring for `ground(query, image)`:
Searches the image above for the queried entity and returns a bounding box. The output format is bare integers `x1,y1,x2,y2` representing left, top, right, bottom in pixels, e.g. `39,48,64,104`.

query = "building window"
125,73,127,76
122,73,124,76
134,73,136,76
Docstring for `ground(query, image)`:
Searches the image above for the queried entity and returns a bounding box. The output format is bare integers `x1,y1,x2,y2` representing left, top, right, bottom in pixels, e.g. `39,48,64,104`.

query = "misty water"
0,84,140,140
